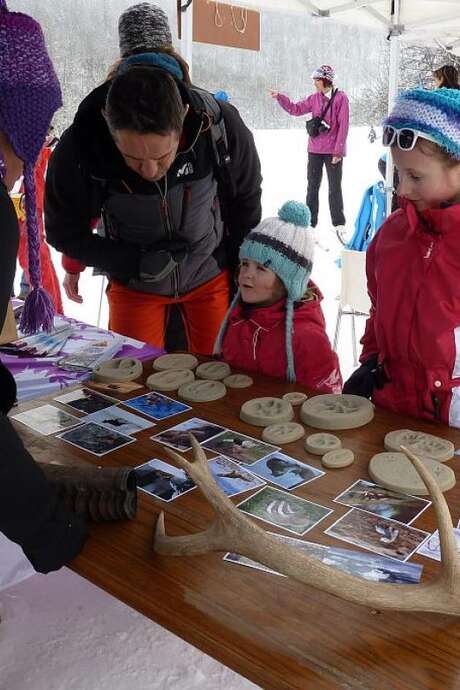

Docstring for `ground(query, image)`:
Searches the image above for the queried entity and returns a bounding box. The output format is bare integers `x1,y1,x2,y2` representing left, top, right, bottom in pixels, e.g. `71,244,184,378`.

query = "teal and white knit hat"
214,201,314,383
384,88,460,160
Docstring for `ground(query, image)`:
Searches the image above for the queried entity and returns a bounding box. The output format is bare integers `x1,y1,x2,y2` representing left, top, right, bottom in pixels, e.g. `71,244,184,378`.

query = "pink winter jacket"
276,89,349,157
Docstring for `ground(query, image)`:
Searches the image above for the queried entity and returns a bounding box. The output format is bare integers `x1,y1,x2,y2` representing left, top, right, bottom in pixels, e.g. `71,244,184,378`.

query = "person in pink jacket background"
214,200,342,393
270,65,349,241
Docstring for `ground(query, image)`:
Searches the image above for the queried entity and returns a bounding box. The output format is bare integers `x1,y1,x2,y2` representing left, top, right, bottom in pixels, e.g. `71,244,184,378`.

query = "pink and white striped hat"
311,65,336,82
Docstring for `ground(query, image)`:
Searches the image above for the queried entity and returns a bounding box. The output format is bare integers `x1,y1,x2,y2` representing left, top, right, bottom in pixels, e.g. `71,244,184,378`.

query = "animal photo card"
325,509,430,562
334,479,431,525
123,391,191,421
236,486,333,536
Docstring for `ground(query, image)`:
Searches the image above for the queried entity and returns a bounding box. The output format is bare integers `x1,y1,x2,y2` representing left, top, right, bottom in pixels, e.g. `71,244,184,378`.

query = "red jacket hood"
229,283,325,330
398,197,460,236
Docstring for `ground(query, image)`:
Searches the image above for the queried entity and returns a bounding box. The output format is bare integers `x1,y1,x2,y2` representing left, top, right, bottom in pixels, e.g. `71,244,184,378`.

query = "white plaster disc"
262,422,305,445
368,452,456,496
153,354,199,371
92,357,143,383
300,394,374,430
223,374,254,389
305,433,342,456
282,392,308,406
384,429,454,463
178,379,227,402
322,448,354,469
240,397,294,427
196,361,232,380
146,369,195,391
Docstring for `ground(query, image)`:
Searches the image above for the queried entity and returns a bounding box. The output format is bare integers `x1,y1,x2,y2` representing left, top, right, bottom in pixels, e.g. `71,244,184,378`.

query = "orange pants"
107,270,230,355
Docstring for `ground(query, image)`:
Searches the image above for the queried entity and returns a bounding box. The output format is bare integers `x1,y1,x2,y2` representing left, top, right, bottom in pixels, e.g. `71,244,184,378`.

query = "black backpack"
187,86,235,199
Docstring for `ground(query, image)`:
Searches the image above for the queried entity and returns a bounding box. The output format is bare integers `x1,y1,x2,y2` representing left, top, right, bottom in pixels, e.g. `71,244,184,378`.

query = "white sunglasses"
383,125,438,151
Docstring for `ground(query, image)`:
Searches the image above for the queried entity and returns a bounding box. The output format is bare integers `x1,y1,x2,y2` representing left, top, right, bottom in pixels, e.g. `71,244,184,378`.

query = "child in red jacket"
344,88,460,427
214,201,342,393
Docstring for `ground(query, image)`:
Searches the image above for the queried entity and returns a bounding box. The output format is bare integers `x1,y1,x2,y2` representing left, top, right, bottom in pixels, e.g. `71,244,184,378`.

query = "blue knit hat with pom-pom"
214,201,314,383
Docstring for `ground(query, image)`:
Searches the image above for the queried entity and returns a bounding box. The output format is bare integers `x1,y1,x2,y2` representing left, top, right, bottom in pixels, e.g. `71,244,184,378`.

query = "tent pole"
180,1,193,79
385,0,401,215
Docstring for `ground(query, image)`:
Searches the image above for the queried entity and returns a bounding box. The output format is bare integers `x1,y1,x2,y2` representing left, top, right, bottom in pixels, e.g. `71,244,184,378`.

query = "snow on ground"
2,127,384,690
0,568,259,690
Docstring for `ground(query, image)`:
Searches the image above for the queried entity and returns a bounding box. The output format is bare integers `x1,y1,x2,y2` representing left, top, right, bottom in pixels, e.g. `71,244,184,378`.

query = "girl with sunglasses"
344,88,460,428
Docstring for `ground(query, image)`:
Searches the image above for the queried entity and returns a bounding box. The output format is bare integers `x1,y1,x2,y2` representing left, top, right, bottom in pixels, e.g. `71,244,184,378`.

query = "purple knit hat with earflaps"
0,0,62,333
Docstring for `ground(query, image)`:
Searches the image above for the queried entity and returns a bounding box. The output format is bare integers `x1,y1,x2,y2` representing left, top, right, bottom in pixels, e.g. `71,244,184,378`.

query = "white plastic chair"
333,249,371,366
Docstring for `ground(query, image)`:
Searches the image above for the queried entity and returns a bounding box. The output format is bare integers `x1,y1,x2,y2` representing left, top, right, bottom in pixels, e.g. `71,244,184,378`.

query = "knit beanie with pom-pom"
214,201,314,383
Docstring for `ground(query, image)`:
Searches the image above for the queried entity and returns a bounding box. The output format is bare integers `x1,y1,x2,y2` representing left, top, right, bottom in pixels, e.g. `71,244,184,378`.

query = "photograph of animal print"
236,486,333,536
122,391,191,421
325,508,430,562
54,388,117,415
202,429,279,465
57,421,135,456
11,404,83,435
151,417,226,452
135,458,195,502
224,532,424,584
208,455,265,497
334,479,431,525
416,528,460,562
85,405,155,435
247,452,324,490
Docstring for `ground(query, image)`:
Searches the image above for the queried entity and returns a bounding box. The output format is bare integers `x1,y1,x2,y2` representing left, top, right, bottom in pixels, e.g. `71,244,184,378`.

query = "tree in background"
352,44,460,127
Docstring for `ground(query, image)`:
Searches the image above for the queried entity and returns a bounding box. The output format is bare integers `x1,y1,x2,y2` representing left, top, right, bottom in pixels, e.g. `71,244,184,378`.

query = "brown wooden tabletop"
12,363,460,690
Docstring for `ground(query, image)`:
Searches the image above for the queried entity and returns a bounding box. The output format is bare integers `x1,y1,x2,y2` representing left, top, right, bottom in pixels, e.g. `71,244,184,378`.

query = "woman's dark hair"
106,47,192,86
433,64,460,89
313,77,332,89
105,65,187,135
129,46,192,86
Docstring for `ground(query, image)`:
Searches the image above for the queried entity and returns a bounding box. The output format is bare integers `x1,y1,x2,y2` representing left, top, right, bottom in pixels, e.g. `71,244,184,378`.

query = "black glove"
139,242,188,283
343,354,388,398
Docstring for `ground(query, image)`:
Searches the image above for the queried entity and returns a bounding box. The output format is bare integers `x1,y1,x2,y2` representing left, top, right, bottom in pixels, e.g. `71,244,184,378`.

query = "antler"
153,437,460,615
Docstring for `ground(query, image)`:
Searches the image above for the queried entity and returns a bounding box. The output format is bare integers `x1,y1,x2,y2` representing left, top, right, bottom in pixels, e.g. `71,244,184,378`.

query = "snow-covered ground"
2,127,384,690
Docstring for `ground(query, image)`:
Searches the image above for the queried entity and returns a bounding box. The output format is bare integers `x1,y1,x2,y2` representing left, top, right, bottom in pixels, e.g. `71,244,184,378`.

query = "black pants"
306,153,345,228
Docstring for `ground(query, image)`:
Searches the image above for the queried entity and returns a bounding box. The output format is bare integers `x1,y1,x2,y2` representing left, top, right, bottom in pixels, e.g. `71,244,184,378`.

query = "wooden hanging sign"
180,0,260,51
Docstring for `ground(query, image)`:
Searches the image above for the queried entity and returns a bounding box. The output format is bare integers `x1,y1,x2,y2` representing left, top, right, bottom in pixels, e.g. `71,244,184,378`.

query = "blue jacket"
347,181,386,251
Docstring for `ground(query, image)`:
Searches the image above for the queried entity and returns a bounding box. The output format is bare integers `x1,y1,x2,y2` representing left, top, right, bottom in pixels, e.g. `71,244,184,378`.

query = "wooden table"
13,366,460,690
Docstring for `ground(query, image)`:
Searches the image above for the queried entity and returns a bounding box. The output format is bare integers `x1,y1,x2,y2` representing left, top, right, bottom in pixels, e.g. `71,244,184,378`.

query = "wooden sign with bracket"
178,0,260,51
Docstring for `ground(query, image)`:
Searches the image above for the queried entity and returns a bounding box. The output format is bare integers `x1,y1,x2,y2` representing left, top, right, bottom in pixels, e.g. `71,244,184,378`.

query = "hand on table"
63,272,83,303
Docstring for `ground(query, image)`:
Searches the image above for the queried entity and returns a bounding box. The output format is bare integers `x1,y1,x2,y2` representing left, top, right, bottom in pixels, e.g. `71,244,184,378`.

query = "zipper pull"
423,240,434,260
431,393,441,420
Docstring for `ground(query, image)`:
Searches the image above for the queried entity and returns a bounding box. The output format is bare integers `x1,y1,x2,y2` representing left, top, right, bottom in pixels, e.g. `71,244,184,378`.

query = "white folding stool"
333,249,371,367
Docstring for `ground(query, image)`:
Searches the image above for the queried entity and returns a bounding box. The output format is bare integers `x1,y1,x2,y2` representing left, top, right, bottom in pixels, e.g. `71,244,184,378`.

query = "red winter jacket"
361,199,460,427
221,284,342,393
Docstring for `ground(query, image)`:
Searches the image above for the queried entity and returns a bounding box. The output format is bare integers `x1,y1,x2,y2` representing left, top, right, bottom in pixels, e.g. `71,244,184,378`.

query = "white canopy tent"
180,0,460,210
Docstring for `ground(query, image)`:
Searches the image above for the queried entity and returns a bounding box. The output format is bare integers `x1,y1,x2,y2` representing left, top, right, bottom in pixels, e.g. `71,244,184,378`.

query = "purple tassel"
20,287,55,335
20,162,56,334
